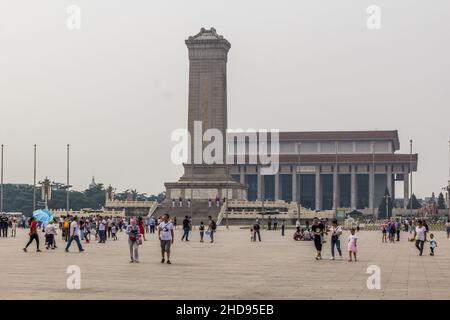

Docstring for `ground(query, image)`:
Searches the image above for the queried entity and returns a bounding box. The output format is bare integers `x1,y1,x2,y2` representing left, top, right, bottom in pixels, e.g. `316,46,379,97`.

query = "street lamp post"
1,144,4,214
190,180,193,218
336,141,340,217
33,144,37,212
410,139,413,216
297,142,301,221
226,164,229,229
448,140,450,218
384,193,391,219
66,144,70,215
372,142,375,218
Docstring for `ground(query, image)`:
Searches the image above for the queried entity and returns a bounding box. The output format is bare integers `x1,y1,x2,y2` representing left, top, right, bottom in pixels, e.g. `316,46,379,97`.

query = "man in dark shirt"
311,217,325,260
253,221,261,242
181,216,191,241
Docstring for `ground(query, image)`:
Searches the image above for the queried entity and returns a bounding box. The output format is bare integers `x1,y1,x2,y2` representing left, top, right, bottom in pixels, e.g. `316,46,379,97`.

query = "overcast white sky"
0,0,449,198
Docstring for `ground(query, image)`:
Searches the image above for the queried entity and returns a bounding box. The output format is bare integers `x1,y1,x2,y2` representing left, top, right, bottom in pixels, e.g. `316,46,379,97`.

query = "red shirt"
30,221,38,235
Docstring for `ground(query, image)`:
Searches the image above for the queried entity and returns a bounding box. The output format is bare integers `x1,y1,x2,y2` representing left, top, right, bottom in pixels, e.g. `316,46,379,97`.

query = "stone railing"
216,202,228,225
105,200,157,208
51,208,126,217
147,201,159,217
227,199,291,209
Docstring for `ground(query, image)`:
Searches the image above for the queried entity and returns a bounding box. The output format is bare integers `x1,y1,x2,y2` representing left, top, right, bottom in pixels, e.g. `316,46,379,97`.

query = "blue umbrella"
33,209,53,223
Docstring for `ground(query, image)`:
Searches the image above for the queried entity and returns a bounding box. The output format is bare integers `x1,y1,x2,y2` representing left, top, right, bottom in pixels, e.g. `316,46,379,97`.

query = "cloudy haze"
0,0,449,198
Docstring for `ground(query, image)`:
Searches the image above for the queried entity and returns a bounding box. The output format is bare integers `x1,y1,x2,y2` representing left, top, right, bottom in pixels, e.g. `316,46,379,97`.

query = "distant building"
89,176,97,189
229,130,418,213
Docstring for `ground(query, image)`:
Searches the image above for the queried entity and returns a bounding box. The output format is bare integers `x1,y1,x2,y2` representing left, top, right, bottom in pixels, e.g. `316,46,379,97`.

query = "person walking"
281,220,286,236
329,219,343,260
63,217,70,242
199,221,205,242
11,218,17,237
111,223,118,240
267,216,272,230
207,216,217,243
446,219,450,239
126,218,140,263
107,217,112,239
429,233,437,256
149,216,156,233
45,220,57,250
381,221,388,243
138,217,146,241
253,220,261,242
413,220,427,256
173,217,177,230
181,216,191,241
158,214,174,264
83,219,91,243
23,217,41,252
98,217,107,243
311,217,325,260
347,228,358,262
1,216,8,237
388,219,396,243
65,216,84,253
273,217,278,231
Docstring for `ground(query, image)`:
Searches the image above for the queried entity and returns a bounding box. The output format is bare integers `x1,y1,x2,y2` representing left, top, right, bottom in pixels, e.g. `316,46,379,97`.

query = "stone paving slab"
0,227,449,300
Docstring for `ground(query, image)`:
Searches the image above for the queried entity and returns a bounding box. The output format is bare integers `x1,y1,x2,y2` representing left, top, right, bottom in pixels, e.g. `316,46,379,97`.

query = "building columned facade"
229,130,418,212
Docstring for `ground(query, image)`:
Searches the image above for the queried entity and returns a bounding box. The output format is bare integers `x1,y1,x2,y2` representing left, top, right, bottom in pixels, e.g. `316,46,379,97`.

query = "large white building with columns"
229,130,418,212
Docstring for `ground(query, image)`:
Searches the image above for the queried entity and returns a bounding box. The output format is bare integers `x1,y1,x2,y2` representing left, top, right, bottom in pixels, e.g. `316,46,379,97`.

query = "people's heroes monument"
164,28,248,201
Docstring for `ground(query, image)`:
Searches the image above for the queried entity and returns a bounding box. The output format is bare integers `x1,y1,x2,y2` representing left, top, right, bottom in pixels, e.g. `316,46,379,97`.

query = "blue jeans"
330,238,342,257
66,235,83,252
99,230,106,242
181,228,189,241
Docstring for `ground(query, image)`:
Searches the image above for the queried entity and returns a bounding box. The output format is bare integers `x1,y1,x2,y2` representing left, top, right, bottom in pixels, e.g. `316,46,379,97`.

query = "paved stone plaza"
0,227,449,300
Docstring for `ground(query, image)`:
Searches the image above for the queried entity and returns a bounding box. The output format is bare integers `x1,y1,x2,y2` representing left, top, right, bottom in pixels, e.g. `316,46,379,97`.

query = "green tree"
377,188,394,219
406,193,421,209
148,191,166,203
438,192,446,209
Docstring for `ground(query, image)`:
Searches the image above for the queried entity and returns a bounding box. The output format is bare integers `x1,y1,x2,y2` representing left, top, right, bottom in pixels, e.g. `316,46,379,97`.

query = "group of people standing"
181,215,217,243
0,215,22,237
380,217,441,256
250,218,286,242
309,218,358,262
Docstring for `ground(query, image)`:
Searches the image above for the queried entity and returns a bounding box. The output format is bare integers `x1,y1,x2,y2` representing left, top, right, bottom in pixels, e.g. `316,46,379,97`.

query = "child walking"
347,228,358,262
429,233,437,256
250,228,255,242
111,223,118,241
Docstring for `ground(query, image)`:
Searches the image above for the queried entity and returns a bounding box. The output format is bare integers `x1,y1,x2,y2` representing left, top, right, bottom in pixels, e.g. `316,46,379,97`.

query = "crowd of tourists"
6,210,450,264
16,212,224,265
250,214,450,261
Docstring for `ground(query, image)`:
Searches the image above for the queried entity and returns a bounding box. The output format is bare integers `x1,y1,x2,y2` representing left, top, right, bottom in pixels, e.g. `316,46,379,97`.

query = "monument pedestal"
165,164,247,200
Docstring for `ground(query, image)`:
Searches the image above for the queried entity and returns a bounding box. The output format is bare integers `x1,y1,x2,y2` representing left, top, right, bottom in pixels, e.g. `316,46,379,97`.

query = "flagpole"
66,144,70,214
33,144,37,212
1,144,4,214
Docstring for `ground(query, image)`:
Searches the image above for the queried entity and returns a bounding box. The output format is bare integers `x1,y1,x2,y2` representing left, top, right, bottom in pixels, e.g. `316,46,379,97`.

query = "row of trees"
377,188,447,219
1,183,166,216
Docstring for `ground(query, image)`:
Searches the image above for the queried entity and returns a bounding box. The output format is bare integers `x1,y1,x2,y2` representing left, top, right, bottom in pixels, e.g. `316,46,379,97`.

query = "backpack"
129,225,139,241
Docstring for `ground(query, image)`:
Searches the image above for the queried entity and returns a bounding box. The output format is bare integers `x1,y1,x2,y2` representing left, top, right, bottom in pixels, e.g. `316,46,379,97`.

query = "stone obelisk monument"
164,28,247,202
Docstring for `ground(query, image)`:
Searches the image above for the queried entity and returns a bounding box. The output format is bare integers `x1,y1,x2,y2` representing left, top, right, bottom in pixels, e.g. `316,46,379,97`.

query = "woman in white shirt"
413,220,427,256
329,220,343,260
